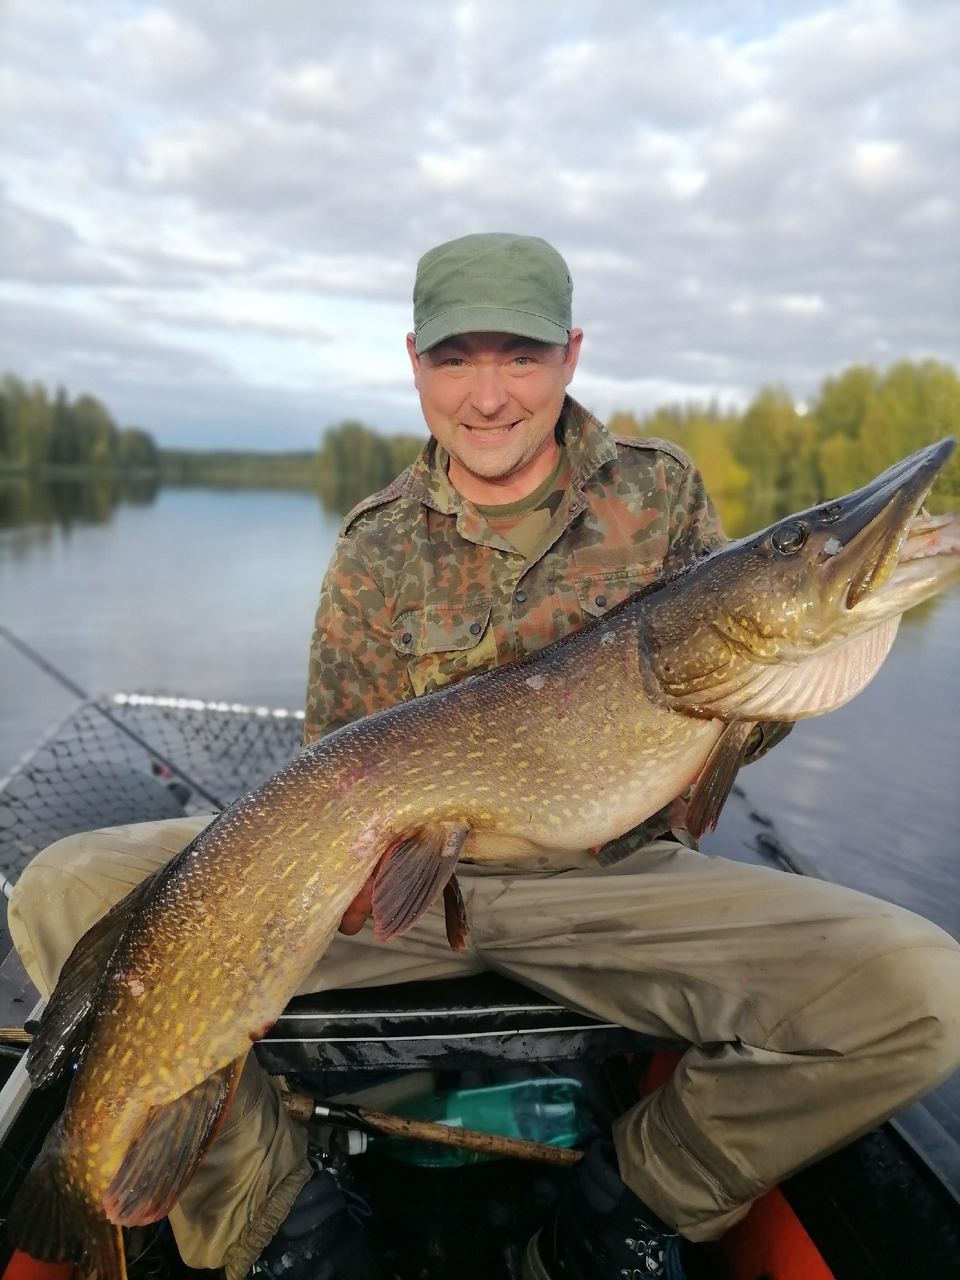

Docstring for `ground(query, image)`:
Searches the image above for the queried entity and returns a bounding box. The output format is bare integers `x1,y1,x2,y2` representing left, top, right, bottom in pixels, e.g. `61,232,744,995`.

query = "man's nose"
469,365,510,418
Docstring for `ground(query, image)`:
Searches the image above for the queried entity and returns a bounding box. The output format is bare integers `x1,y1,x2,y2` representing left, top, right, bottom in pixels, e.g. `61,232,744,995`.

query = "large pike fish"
10,440,960,1276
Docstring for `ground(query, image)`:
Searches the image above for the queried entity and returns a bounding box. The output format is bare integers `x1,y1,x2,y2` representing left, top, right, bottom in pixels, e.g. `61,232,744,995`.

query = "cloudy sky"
2,0,958,449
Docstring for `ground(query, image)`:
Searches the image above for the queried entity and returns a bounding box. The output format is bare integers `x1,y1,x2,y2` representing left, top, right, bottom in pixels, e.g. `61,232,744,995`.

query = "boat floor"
0,1051,956,1280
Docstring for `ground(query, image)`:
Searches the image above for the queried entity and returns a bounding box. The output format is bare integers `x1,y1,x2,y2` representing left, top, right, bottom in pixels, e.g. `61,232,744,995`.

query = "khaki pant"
9,817,960,1275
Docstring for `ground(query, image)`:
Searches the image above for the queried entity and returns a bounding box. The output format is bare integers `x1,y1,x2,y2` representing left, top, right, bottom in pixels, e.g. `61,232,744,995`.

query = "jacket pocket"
392,603,497,696
575,566,661,619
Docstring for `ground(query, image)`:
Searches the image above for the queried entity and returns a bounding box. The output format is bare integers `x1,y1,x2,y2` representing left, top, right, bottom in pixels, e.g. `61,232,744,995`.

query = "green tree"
317,420,425,512
49,386,80,466
809,360,960,504
390,434,425,476
0,373,162,474
117,426,159,471
73,394,118,468
733,386,817,508
860,361,960,500
21,381,54,469
0,374,23,465
813,366,880,440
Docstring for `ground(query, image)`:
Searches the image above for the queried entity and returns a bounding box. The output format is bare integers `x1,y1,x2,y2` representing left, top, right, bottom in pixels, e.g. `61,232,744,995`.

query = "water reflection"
0,473,160,532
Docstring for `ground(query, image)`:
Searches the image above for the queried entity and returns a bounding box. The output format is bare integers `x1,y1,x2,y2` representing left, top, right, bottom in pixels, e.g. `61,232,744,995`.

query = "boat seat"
254,972,656,1075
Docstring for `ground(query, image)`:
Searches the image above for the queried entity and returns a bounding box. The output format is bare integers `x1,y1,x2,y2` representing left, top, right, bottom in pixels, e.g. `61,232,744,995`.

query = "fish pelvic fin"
27,872,162,1089
7,1118,128,1279
686,721,757,840
103,1053,246,1227
372,821,470,946
443,875,468,951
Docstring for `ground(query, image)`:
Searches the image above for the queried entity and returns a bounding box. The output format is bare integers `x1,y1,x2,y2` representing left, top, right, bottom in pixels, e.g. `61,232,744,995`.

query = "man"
9,233,960,1280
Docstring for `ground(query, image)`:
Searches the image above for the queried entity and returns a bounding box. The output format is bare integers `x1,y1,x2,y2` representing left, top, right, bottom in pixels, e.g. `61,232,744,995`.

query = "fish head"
642,437,959,720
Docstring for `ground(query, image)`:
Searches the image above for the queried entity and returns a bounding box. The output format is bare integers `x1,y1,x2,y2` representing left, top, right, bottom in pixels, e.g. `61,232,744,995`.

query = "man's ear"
563,328,584,386
406,333,421,389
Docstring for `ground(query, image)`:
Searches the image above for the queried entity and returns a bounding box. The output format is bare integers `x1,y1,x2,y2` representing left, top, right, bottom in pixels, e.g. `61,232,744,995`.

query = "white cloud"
848,140,909,192
91,8,220,92
1,0,957,445
777,294,827,316
275,64,346,113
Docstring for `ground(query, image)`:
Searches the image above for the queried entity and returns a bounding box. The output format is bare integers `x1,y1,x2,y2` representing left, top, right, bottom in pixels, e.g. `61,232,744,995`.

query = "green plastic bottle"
383,1077,590,1167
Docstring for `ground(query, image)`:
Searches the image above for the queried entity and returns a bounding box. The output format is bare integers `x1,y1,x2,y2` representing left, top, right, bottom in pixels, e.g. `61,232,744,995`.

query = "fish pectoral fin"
372,821,470,945
686,721,757,841
27,870,163,1089
103,1053,246,1227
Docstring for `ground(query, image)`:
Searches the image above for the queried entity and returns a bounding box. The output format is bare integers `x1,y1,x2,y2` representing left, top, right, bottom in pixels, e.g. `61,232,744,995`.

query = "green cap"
413,232,572,354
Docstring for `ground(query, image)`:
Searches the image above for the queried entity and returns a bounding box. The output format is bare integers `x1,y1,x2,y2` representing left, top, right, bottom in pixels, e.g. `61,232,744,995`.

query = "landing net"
0,695,303,885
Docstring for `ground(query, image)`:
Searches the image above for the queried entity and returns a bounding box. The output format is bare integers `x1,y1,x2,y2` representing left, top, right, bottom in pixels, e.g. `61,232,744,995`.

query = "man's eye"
513,355,533,367
443,357,465,368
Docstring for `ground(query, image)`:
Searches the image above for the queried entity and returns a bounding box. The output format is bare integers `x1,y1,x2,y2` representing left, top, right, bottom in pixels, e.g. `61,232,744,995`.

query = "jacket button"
595,594,607,608
515,589,527,604
469,622,482,635
401,632,412,645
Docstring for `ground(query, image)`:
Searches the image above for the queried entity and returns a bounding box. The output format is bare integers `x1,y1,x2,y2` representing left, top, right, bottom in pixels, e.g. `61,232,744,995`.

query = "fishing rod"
0,623,226,811
280,1089,582,1168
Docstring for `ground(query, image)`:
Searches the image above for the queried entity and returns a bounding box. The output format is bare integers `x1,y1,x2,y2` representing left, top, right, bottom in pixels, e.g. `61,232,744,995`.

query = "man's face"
406,329,583,504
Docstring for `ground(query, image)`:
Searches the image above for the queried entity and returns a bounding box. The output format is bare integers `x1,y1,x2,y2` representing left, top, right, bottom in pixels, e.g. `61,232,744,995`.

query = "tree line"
315,420,424,510
0,375,158,472
3,361,958,528
610,359,960,532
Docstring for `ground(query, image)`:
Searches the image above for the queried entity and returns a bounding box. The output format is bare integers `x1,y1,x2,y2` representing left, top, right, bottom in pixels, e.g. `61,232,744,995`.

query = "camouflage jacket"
303,396,725,745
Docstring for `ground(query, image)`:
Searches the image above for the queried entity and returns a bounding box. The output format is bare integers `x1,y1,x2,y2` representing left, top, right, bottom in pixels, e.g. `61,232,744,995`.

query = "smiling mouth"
462,421,520,437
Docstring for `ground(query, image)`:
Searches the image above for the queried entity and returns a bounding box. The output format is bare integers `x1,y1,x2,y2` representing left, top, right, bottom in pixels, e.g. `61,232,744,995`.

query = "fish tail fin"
7,1121,127,1280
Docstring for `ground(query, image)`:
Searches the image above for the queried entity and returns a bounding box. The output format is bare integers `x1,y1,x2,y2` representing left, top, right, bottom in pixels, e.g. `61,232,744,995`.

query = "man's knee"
876,928,960,1086
10,825,151,926
795,906,960,1088
8,831,110,996
8,829,103,922
778,897,957,1019
12,829,90,883
7,817,205,997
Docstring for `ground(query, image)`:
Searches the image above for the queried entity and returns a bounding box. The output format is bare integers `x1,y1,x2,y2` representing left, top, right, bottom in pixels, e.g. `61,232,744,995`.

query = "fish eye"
820,502,842,523
772,521,808,555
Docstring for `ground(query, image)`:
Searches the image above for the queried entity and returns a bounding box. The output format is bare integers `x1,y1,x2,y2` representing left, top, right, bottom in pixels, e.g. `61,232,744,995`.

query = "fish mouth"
823,437,955,609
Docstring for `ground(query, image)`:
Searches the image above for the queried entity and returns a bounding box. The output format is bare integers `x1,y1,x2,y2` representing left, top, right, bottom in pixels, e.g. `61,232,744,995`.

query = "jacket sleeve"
302,536,412,748
662,456,727,573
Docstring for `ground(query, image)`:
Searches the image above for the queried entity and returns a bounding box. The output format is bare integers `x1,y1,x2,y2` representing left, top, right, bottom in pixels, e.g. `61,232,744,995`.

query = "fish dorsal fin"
103,1053,246,1227
27,871,161,1089
373,822,469,944
686,721,756,841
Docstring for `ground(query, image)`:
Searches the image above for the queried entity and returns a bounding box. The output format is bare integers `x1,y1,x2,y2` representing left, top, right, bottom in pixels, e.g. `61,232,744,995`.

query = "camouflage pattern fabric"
476,449,570,560
303,396,724,744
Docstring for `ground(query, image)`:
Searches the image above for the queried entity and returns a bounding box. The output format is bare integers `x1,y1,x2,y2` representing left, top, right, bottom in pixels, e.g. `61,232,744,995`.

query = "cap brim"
415,306,569,354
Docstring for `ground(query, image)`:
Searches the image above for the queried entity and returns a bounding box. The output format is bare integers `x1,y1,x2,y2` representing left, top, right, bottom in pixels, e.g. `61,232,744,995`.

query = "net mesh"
0,695,303,883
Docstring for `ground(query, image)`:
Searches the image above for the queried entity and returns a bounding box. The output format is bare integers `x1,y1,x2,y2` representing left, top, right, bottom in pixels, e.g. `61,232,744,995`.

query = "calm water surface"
2,476,958,943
